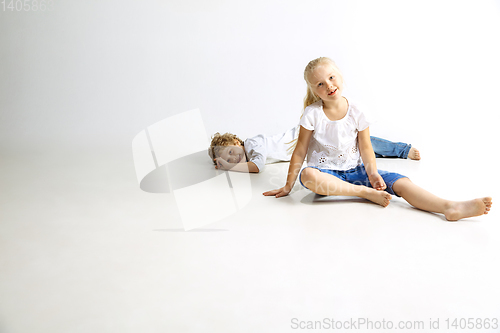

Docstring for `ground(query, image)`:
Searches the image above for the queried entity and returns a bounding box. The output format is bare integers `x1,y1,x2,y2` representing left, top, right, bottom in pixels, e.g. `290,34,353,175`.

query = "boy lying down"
208,126,420,173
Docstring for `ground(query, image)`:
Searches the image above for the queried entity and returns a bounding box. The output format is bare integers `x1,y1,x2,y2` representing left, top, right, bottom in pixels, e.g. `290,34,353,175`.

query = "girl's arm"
358,127,386,191
215,159,259,173
263,126,313,197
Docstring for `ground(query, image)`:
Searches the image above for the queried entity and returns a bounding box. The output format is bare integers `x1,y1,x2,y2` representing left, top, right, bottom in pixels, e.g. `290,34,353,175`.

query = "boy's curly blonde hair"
208,132,244,164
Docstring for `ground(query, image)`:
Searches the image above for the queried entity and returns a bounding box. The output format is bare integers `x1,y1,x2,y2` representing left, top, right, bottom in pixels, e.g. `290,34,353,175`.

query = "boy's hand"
263,186,291,198
369,173,387,191
214,157,233,170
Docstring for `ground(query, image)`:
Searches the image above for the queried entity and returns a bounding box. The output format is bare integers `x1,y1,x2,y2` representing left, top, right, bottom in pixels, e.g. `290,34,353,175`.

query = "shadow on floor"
153,228,229,232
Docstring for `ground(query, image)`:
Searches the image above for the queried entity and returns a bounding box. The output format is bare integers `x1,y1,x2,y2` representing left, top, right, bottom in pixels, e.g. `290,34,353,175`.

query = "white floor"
1,148,499,333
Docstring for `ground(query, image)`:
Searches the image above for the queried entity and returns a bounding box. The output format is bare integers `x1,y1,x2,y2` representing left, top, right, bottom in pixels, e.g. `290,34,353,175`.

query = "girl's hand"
263,186,291,198
369,173,387,191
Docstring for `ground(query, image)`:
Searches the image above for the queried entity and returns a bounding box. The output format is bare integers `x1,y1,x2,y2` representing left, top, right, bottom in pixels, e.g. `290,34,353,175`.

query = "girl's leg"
370,136,420,160
300,167,392,207
392,178,492,221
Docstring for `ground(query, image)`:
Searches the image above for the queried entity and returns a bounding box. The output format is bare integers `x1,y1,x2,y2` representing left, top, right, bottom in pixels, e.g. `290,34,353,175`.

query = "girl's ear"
308,86,319,99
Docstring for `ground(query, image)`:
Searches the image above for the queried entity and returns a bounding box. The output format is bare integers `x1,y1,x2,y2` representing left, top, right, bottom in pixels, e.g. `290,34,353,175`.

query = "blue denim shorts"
299,165,407,196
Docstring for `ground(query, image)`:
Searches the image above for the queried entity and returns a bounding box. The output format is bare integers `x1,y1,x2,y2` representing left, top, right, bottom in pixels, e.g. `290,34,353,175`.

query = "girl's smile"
308,64,343,101
308,63,348,119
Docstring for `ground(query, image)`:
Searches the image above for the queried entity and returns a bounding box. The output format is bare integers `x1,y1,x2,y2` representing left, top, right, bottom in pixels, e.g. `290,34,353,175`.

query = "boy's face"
216,141,247,164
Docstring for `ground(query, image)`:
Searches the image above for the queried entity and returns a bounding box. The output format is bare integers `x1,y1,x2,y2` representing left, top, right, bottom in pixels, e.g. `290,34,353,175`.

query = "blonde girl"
263,57,492,221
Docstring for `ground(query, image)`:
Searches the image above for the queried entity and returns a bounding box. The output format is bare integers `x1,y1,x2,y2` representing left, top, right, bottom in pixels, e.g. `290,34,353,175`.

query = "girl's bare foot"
362,188,392,207
444,197,493,221
408,147,420,160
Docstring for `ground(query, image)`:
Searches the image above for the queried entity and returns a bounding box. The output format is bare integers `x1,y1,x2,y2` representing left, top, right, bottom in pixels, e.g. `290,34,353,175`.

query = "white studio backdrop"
0,0,499,156
1,2,500,331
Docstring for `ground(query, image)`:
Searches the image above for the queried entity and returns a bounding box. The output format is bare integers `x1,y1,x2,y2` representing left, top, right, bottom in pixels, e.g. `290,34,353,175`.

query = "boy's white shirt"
243,126,299,172
299,99,370,171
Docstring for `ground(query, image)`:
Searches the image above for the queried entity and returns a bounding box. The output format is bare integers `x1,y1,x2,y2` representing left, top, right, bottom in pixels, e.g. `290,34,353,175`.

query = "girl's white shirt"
243,126,299,172
299,100,370,171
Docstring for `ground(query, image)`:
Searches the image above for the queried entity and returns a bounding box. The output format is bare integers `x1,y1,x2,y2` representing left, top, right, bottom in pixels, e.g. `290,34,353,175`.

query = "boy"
208,127,420,173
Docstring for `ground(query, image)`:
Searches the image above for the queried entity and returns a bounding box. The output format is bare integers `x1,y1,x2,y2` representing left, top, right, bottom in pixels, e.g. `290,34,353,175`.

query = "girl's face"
307,64,343,101
217,141,247,164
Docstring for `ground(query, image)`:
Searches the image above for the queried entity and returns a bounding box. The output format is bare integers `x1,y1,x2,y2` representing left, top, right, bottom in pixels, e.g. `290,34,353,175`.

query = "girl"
209,128,420,173
263,57,492,221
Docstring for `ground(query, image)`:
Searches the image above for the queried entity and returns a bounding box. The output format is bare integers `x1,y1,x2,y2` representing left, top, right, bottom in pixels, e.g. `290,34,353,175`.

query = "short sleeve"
357,111,370,132
298,107,316,131
348,101,371,132
244,138,266,172
348,102,370,132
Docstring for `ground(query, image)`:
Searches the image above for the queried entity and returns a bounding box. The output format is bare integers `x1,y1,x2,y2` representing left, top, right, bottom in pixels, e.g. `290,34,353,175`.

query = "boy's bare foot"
444,197,492,221
362,188,392,207
408,147,420,160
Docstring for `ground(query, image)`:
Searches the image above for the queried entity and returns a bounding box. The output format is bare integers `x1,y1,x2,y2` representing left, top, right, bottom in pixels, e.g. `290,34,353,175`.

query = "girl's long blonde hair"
286,57,344,153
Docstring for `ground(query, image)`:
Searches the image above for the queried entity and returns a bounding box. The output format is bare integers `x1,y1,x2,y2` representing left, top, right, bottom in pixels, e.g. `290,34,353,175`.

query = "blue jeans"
371,136,411,159
299,165,407,196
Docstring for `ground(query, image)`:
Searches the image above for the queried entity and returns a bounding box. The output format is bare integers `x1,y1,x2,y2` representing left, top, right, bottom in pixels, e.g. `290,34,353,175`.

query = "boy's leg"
300,167,392,207
392,178,492,221
370,136,411,159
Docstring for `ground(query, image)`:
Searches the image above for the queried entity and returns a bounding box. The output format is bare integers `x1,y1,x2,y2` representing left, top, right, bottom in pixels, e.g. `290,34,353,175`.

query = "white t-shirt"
244,126,299,172
299,100,370,170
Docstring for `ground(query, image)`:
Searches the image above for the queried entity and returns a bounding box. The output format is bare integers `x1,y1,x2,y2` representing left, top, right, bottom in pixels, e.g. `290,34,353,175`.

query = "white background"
1,1,500,332
1,0,499,151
